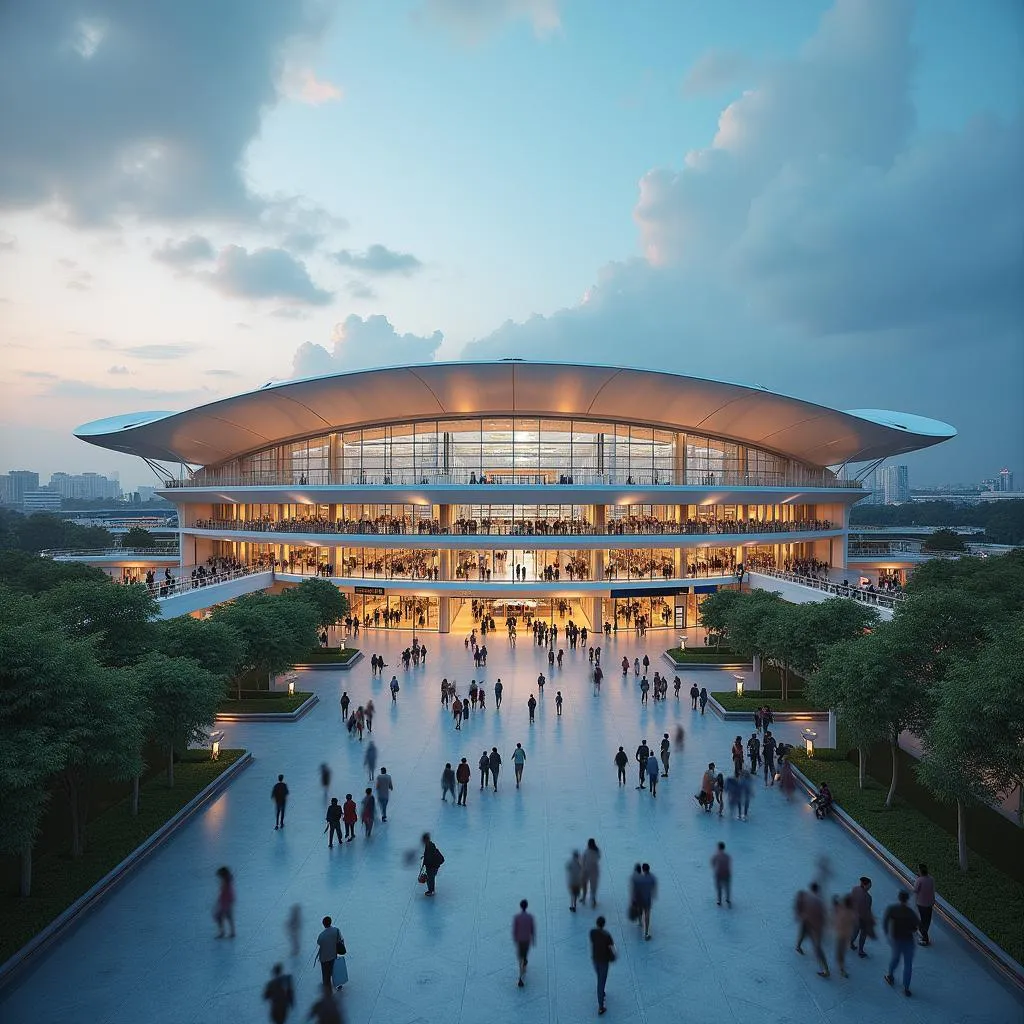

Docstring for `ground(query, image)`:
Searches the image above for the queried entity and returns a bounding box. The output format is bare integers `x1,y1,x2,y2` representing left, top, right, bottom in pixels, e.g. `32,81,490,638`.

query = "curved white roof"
75,361,956,468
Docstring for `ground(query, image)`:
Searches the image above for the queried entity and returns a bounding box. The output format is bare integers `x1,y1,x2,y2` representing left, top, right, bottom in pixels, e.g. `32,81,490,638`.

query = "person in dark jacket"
263,963,294,1024
421,832,445,896
883,890,920,997
589,916,616,1015
325,798,343,848
488,747,502,792
456,758,471,805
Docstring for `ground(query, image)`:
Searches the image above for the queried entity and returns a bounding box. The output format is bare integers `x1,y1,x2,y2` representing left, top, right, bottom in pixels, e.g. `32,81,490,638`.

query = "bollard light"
802,728,817,757
734,674,744,697
210,730,223,761
288,679,295,697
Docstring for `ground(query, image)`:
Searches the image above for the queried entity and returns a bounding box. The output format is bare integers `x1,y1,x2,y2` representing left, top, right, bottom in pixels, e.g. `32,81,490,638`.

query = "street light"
210,730,223,761
802,728,817,757
733,674,745,697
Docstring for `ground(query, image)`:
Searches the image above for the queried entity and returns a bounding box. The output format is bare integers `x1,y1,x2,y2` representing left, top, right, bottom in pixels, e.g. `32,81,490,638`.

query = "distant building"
48,471,123,500
999,468,1014,492
1,470,40,506
22,489,62,512
882,464,910,505
978,490,1024,503
136,485,159,502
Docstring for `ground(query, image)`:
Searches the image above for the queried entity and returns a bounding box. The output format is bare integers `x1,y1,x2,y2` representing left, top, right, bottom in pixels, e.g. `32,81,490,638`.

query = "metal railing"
161,469,862,490
43,547,180,559
144,565,272,600
752,568,906,609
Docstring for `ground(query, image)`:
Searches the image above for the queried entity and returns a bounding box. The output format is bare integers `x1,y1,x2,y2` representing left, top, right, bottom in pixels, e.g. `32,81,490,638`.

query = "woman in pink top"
214,866,235,938
913,863,935,945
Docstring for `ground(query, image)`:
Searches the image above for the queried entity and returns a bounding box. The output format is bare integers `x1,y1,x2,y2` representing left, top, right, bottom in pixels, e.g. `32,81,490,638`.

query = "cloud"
259,197,349,253
270,306,312,320
346,280,376,300
22,370,60,381
291,314,443,376
461,0,1024,479
682,50,758,96
154,234,216,266
416,0,560,42
205,368,241,378
0,231,16,251
108,365,130,374
331,244,422,276
205,245,333,305
0,1,335,224
282,67,343,105
122,343,200,360
36,377,207,402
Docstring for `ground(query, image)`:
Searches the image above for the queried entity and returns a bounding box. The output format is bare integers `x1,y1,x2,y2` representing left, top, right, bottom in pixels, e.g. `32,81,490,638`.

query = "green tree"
789,598,879,678
155,615,245,680
12,513,112,552
284,577,350,631
214,592,319,695
137,653,224,787
40,579,158,667
0,550,107,595
921,528,966,552
916,615,1024,870
121,526,156,549
697,589,746,648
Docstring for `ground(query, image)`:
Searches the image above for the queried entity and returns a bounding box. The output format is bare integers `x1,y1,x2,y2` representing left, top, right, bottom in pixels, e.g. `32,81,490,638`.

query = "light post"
733,674,745,697
802,728,817,758
210,730,223,761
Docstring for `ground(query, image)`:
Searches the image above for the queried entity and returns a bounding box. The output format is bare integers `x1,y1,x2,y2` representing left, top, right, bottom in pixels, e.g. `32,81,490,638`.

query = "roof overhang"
75,361,956,468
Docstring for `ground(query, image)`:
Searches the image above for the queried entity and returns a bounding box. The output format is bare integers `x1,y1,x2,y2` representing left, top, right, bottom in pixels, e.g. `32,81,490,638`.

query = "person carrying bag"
314,915,348,991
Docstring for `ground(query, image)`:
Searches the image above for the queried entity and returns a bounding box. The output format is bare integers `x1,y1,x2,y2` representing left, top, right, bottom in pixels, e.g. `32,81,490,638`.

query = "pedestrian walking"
360,788,375,838
319,763,331,802
849,877,875,957
762,730,777,785
832,895,856,978
272,774,289,830
747,733,760,774
883,891,920,996
581,838,601,907
325,798,343,847
286,903,302,958
512,899,536,987
913,864,935,946
713,771,725,816
614,746,628,786
375,767,393,821
456,758,471,805
315,915,346,991
731,737,744,777
795,881,830,978
489,747,502,791
711,842,732,906
555,690,563,715
452,696,463,729
738,768,752,820
441,762,456,802
511,742,527,787
390,677,400,702
635,740,650,789
660,734,670,776
689,682,699,709
420,832,445,896
589,916,616,1016
494,678,503,708
634,863,657,940
213,866,235,939
342,794,357,841
646,752,659,796
698,687,708,715
263,963,295,1024
779,756,796,800
527,694,537,723
567,850,584,912
640,676,650,705
479,750,491,790
340,692,350,719
364,740,378,781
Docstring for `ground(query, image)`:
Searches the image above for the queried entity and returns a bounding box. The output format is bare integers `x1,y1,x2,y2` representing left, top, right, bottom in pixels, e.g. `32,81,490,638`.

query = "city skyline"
1,0,1022,485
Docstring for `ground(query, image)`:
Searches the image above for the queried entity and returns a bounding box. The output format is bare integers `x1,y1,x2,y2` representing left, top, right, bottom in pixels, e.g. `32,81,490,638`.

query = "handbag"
336,937,347,956
418,870,428,884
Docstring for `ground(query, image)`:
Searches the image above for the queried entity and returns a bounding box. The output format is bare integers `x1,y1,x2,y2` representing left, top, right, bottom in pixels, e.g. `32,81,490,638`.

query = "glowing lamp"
288,679,295,697
734,675,744,697
210,730,223,761
802,728,817,757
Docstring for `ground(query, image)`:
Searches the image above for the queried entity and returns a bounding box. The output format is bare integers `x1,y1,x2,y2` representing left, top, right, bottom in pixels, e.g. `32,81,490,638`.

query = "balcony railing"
124,564,271,600
185,516,837,538
43,547,179,559
752,567,906,609
160,469,861,490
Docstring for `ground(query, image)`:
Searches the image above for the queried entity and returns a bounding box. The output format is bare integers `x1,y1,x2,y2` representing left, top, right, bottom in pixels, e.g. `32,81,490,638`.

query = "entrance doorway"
450,596,591,634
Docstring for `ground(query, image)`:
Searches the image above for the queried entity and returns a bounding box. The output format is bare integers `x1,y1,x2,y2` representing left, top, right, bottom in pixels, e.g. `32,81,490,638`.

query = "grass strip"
711,691,822,713
0,749,245,964
297,646,360,665
665,647,746,664
217,693,312,714
791,750,1024,966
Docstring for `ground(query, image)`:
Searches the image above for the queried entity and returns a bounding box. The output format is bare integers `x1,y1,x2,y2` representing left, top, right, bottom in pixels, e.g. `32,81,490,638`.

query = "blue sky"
0,0,1021,487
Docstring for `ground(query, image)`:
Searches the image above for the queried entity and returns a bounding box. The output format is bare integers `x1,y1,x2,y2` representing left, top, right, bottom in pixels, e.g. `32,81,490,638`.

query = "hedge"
297,646,360,665
217,692,312,714
711,691,822,713
665,647,748,664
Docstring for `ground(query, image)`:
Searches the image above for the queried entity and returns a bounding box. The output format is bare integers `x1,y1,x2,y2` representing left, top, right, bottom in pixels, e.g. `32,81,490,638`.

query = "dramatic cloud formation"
153,235,216,266
332,244,423,276
281,67,343,105
462,0,1023,476
292,314,443,376
417,0,560,42
0,1,334,224
205,246,333,305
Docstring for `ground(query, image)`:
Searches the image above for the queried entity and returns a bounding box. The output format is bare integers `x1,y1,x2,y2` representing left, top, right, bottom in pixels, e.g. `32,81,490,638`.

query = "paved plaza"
2,629,1020,1024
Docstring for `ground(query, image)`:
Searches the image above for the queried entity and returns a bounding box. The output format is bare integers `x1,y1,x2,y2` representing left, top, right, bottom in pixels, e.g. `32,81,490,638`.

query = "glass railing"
185,517,837,538
43,547,180,558
751,567,905,608
161,469,861,490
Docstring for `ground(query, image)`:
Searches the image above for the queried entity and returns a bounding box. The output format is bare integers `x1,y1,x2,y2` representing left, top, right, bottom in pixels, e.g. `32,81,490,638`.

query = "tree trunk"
131,774,140,815
20,845,32,898
167,743,175,788
957,800,968,871
857,746,866,789
885,739,899,808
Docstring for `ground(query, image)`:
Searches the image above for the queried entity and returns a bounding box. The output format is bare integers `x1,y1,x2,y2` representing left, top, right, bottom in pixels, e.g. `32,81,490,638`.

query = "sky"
0,0,1021,490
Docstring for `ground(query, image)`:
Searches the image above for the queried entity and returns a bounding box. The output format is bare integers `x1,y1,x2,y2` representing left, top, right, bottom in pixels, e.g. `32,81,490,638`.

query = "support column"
438,505,452,582
592,504,606,583
591,596,603,631
329,432,341,485
333,545,343,577
438,596,451,633
674,432,687,485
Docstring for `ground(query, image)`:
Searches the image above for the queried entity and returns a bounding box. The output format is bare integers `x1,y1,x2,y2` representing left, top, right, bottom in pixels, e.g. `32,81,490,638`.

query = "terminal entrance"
450,596,591,635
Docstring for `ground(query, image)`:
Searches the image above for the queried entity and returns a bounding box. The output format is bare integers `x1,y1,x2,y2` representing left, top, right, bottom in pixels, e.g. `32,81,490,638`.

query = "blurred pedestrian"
214,866,235,939
364,740,377,781
581,838,601,907
441,762,456,802
512,899,536,987
832,895,856,978
319,763,331,802
710,842,731,907
567,851,584,912
286,904,302,958
849,877,875,957
360,788,375,837
307,990,342,1024
635,863,657,940
263,963,294,1024
795,881,830,978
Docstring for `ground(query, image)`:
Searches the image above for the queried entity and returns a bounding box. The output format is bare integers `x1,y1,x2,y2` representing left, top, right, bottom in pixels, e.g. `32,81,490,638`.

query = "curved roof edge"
74,360,957,468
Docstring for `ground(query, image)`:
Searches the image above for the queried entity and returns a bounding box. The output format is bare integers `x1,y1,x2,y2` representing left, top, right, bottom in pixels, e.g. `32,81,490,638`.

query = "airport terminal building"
76,362,955,632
